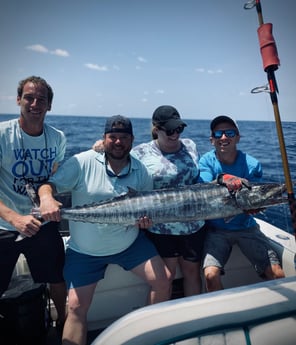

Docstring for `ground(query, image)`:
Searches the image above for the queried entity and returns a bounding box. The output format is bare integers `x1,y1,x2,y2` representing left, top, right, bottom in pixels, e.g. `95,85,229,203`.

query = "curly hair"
151,125,158,140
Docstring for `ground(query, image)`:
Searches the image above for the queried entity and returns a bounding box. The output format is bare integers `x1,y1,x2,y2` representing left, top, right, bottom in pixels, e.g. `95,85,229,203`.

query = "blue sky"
0,0,295,121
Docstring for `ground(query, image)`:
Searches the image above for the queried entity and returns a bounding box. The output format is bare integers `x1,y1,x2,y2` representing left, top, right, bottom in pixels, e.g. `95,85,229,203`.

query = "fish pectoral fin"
223,216,236,223
243,208,266,215
223,195,237,205
127,186,138,196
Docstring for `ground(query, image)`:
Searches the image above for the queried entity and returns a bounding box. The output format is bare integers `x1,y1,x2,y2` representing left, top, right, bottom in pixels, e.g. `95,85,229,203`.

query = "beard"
105,144,132,161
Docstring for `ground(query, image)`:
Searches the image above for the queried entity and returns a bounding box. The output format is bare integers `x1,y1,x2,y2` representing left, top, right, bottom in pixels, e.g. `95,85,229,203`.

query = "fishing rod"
244,0,296,237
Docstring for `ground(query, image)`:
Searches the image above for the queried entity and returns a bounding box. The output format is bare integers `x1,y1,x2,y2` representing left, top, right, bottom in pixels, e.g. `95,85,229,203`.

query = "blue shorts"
64,231,159,289
0,222,65,296
202,224,281,276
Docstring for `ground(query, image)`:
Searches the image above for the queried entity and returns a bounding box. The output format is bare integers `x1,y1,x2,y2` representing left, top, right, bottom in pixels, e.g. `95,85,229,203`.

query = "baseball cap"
152,105,187,130
210,115,239,132
104,115,133,135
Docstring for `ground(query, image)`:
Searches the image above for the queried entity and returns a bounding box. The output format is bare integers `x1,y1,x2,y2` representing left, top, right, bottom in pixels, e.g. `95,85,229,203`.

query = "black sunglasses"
212,129,238,139
159,126,185,136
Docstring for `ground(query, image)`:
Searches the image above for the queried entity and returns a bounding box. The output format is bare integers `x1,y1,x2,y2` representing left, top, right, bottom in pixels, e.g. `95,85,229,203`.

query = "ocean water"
1,114,295,234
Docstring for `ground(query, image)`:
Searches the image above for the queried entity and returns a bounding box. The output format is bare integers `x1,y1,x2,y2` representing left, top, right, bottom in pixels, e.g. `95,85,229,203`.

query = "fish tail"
25,183,40,207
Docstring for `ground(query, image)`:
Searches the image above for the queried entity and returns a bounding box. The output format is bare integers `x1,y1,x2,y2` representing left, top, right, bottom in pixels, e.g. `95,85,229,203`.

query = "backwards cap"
104,115,133,135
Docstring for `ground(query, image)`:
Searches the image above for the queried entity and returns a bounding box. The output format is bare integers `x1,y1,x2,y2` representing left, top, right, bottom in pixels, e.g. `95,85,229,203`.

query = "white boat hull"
92,276,296,345
12,218,296,343
86,218,296,331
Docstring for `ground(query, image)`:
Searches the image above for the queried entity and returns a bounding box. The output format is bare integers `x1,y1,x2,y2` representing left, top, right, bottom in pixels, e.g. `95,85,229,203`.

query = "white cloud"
84,63,108,71
194,68,205,73
26,44,49,53
155,89,165,94
26,44,69,57
194,68,223,74
51,49,69,57
137,56,147,63
0,94,14,101
207,69,223,74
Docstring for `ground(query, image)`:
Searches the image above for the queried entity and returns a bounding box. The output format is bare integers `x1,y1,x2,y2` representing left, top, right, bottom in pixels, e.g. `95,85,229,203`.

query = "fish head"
235,183,287,210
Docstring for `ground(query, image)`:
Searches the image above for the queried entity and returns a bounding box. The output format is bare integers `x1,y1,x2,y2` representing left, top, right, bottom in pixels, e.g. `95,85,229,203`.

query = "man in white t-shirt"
0,76,67,332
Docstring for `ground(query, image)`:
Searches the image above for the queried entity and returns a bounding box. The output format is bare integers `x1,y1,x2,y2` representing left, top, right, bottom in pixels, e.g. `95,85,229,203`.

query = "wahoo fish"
31,182,287,228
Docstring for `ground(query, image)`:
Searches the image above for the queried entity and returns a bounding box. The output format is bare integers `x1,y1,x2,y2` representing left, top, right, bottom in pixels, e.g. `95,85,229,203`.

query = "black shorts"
0,222,65,296
145,225,206,262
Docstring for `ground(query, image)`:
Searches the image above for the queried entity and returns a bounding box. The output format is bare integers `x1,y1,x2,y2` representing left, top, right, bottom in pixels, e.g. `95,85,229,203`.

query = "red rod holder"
257,23,280,71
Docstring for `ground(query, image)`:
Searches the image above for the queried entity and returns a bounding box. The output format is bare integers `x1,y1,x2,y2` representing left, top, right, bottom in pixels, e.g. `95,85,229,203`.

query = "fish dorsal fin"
89,187,138,207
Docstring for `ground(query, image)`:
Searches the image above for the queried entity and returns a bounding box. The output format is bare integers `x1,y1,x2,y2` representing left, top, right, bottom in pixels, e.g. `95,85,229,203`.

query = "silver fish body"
32,182,287,226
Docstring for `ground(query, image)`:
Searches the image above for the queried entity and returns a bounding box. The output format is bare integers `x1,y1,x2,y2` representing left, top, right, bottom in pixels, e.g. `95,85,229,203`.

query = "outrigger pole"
244,0,296,237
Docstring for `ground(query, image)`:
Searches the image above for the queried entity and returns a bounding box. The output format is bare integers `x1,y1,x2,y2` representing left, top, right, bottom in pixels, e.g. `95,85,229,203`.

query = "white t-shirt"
0,118,66,230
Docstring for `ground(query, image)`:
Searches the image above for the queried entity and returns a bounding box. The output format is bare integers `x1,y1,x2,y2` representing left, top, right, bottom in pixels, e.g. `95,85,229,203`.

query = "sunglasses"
159,126,185,136
212,129,238,139
105,157,131,178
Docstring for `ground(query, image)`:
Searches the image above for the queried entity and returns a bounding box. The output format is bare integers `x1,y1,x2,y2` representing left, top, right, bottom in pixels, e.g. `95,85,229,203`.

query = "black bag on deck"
0,275,51,345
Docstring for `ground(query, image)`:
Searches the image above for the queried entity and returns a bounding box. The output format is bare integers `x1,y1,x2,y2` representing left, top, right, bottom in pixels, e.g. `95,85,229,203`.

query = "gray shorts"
202,224,281,276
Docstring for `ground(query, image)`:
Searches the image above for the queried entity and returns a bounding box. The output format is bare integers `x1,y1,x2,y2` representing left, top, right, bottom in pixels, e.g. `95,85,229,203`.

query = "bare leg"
179,257,202,296
162,257,178,297
49,281,67,323
131,255,172,304
62,283,97,345
264,264,285,280
204,266,223,292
